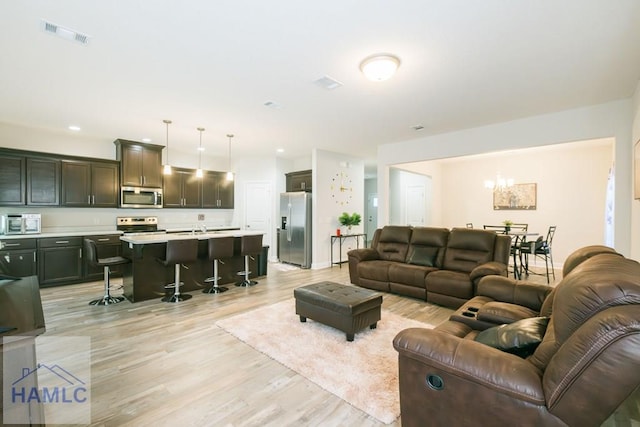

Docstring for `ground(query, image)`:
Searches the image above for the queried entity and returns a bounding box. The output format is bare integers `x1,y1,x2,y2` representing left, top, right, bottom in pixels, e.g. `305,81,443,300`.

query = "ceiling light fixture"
68,125,81,131
226,134,234,181
196,127,205,178
163,119,172,175
359,54,400,82
484,173,514,191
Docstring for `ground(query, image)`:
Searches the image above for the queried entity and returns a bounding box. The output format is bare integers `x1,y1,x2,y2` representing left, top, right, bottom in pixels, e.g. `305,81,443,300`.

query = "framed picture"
493,183,537,210
635,140,640,200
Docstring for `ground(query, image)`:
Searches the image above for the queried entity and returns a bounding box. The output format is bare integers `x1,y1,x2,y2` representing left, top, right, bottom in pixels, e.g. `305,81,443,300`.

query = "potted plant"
503,219,513,233
338,212,362,234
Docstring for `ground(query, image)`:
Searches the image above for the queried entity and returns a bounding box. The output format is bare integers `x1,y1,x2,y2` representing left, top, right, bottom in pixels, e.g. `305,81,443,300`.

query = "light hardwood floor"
35,263,638,426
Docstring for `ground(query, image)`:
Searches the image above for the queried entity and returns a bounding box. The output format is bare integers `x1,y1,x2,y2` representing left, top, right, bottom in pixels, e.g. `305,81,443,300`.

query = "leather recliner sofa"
393,246,640,427
347,226,511,309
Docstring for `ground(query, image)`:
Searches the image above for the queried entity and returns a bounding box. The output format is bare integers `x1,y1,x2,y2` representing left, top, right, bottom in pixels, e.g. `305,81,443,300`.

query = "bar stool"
236,234,263,287
203,236,235,294
84,239,130,306
157,239,198,302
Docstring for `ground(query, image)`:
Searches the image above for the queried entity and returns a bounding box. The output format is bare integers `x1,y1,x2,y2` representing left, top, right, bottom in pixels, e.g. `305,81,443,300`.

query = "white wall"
393,140,613,265
312,149,365,268
632,81,640,261
378,100,634,259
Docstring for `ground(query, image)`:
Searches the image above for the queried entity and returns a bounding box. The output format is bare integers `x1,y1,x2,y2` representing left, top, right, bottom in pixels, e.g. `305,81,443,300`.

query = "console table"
330,233,367,268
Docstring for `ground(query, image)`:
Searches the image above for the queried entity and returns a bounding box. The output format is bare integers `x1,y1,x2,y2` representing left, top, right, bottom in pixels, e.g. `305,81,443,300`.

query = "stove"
116,216,166,235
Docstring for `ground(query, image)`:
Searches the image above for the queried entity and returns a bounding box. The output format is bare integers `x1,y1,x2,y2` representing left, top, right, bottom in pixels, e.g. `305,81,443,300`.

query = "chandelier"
484,173,514,191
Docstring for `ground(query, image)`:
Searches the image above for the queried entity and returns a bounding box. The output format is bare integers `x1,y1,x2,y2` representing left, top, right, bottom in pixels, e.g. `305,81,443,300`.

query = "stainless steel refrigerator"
279,191,312,268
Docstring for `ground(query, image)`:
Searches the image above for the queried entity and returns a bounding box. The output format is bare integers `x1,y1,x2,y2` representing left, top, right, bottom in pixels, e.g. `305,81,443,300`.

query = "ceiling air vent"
41,20,90,45
314,75,343,90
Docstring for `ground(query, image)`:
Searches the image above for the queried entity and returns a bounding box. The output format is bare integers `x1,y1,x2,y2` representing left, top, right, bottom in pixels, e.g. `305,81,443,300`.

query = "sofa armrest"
393,328,544,404
347,248,380,262
477,276,552,312
469,261,507,282
347,248,380,285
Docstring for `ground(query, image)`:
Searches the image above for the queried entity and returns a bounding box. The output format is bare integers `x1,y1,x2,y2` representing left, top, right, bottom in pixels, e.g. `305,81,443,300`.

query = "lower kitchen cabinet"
38,236,83,287
83,234,123,281
0,238,37,277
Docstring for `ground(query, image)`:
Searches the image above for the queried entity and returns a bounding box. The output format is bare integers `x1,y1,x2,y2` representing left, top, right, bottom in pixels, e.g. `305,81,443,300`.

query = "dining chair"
466,223,473,228
520,226,557,283
483,225,506,234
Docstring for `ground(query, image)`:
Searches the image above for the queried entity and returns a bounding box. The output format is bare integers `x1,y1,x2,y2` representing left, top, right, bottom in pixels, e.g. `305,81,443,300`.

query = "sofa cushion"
407,227,449,267
389,263,435,288
407,246,438,267
442,229,497,273
357,260,396,282
477,301,539,324
474,316,550,358
376,226,412,262
425,270,474,300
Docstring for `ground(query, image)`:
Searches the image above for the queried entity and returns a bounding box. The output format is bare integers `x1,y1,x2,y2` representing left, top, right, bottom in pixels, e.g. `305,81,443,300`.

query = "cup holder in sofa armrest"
461,311,476,318
467,307,479,313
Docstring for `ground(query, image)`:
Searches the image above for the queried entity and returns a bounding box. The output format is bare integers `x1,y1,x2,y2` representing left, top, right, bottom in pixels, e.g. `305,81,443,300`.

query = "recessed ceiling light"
142,138,152,143
276,148,285,153
68,125,81,131
360,54,400,82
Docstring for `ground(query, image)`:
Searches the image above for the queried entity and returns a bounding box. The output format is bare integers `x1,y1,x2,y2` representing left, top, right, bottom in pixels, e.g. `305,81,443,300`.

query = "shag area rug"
216,298,433,424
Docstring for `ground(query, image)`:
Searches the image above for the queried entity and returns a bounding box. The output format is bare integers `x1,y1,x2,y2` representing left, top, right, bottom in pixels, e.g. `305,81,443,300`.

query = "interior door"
405,185,425,226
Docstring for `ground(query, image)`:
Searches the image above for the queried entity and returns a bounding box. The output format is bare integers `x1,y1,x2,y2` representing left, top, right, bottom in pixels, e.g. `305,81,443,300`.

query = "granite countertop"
120,230,264,245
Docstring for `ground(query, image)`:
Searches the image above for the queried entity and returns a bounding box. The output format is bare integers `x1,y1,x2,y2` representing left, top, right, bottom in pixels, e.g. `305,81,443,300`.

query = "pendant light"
226,133,234,181
163,119,172,175
196,127,205,178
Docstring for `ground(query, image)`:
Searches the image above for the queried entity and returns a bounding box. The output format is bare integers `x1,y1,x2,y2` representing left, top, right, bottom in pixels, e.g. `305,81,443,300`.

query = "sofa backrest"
441,228,507,273
528,253,640,426
406,227,449,268
375,226,413,262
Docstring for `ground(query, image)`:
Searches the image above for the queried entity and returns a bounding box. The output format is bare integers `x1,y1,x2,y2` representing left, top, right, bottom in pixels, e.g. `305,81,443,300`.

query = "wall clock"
330,171,353,205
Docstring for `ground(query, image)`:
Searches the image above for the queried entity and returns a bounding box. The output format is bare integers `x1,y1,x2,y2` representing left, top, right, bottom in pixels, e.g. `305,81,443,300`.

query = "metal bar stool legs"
204,236,235,294
158,239,198,303
85,238,130,306
236,234,263,287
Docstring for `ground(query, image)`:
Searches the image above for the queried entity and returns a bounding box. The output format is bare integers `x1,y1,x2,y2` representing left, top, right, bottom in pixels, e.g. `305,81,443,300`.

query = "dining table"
506,231,539,279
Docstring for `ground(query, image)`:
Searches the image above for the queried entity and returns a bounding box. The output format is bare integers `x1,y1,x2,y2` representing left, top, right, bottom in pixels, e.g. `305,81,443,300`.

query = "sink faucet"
200,224,207,233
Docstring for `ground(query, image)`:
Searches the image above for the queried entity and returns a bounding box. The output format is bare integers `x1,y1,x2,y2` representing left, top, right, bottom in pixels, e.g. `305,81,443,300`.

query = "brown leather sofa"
347,226,511,308
393,246,640,427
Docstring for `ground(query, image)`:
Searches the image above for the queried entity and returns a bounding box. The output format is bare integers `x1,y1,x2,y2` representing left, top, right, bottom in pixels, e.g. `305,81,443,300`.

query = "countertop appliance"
120,186,163,208
278,191,312,268
116,216,166,235
1,213,41,235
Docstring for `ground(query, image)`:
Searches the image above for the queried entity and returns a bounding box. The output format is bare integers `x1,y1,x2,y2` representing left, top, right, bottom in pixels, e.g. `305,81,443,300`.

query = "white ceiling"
2,1,640,173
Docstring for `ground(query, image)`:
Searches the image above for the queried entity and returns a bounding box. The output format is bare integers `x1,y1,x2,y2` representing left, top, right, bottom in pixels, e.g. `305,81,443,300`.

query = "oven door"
4,216,25,234
120,187,163,208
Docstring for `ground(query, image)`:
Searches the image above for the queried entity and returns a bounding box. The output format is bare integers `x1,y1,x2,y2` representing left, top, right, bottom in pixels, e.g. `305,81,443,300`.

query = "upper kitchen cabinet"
202,171,234,208
163,168,202,208
26,157,60,206
114,139,164,188
0,152,26,205
286,169,312,192
61,160,119,207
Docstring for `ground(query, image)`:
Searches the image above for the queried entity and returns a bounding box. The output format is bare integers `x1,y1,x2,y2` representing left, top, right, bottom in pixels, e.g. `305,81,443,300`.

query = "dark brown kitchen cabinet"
0,153,26,205
61,160,119,207
286,169,312,192
0,238,37,277
202,171,234,208
83,234,123,281
38,236,83,287
26,157,60,206
114,139,164,188
163,168,202,208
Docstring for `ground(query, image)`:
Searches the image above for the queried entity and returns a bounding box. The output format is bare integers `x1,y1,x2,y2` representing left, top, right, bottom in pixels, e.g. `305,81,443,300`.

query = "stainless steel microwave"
1,213,42,235
120,187,163,208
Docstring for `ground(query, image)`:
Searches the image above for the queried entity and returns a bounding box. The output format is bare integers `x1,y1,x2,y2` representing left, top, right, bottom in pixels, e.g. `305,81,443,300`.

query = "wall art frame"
493,183,537,210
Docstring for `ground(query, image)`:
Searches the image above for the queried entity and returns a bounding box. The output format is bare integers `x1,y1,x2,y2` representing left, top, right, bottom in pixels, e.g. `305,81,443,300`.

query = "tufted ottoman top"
294,282,383,316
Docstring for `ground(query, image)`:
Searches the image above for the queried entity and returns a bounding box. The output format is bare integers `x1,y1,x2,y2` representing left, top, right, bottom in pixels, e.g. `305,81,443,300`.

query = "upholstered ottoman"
294,282,383,341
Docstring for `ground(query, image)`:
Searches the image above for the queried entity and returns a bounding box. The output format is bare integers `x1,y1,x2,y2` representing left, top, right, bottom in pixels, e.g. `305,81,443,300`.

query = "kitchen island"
120,231,265,302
